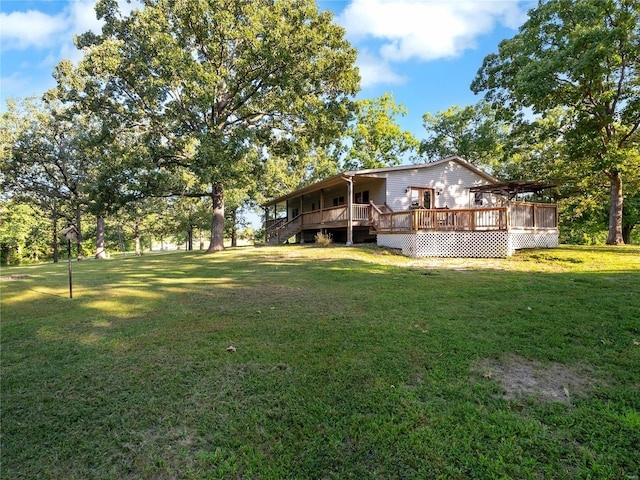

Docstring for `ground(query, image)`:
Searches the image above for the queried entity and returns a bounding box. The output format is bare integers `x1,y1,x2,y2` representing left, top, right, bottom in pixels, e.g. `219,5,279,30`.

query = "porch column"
345,176,353,246
320,189,324,224
299,195,304,244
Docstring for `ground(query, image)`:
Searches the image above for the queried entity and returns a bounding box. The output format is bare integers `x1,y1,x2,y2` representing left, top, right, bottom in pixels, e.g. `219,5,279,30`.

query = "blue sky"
1,0,535,140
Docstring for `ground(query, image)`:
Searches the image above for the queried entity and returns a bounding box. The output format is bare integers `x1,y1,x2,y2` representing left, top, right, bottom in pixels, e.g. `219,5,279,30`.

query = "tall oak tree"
472,0,640,245
60,0,359,252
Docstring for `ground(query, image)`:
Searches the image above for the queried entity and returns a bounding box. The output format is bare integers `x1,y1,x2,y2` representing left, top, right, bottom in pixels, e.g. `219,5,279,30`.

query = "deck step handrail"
266,215,303,244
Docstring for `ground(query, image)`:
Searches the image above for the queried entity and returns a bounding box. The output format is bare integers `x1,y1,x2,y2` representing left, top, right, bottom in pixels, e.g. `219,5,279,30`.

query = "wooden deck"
265,202,557,244
371,202,557,233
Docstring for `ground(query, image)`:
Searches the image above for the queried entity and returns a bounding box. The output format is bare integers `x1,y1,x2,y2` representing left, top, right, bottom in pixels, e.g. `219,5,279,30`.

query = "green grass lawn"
2,245,639,479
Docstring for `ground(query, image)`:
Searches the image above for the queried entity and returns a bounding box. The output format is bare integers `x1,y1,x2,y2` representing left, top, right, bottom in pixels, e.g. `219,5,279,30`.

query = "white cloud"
68,0,105,38
339,0,525,62
356,50,406,88
337,0,528,86
0,10,70,50
0,2,103,54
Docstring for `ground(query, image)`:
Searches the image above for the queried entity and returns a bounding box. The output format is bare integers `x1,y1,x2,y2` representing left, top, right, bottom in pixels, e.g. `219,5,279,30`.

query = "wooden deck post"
345,176,353,245
299,195,304,243
531,204,536,229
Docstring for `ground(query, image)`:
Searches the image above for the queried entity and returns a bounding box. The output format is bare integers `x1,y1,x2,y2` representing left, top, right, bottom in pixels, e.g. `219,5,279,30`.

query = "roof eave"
261,156,500,208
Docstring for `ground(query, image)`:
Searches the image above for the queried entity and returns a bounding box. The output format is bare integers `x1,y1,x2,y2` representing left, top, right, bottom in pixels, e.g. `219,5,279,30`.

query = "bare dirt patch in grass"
476,356,596,404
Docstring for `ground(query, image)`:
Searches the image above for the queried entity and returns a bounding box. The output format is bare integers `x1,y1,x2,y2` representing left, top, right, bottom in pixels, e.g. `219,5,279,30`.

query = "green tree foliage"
472,0,640,245
344,93,418,170
61,0,359,253
0,200,51,264
259,144,341,202
419,102,505,170
0,98,96,258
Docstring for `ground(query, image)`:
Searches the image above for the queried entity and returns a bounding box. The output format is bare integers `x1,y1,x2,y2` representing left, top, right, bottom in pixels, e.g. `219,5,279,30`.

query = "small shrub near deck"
314,231,333,247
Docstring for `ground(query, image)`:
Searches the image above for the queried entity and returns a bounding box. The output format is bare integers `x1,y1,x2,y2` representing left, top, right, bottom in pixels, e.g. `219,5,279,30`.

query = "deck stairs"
266,216,303,245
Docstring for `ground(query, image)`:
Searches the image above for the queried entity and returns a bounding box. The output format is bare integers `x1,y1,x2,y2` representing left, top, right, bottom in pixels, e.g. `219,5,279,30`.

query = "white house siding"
367,182,386,206
368,160,494,211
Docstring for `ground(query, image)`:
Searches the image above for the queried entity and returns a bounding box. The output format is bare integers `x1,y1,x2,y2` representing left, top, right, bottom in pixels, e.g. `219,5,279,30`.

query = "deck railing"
266,204,371,243
267,202,557,240
299,204,370,225
373,203,556,233
510,202,557,229
265,217,288,241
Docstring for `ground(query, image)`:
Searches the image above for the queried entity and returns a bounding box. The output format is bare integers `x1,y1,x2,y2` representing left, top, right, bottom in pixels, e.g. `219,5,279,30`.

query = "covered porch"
263,173,385,245
264,203,373,245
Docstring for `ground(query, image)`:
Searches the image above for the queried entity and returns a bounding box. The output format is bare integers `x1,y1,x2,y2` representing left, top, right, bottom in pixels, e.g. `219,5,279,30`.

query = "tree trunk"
52,212,59,263
606,171,624,245
199,230,205,250
75,204,84,259
187,227,193,251
95,216,107,259
206,183,225,253
135,223,141,256
231,208,238,247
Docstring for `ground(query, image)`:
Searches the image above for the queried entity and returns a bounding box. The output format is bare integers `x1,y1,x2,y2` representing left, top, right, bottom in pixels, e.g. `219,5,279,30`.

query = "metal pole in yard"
68,237,73,299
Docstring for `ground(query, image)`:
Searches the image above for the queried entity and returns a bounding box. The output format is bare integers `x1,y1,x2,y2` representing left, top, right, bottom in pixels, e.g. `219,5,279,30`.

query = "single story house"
262,156,558,258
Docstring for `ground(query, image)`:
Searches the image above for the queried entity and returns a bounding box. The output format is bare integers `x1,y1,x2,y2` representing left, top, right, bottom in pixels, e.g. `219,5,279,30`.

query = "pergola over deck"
469,180,557,199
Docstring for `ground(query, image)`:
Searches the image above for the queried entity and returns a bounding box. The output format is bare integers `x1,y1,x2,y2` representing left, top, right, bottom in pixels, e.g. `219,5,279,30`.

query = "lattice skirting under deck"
507,230,559,251
376,231,558,258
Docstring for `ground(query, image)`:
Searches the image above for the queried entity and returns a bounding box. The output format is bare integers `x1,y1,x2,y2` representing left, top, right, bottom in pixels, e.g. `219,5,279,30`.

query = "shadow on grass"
2,246,639,479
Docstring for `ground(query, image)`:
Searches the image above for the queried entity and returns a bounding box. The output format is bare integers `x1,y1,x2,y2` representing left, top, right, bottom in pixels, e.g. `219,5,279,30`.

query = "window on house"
333,196,345,206
410,188,434,209
474,192,484,206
